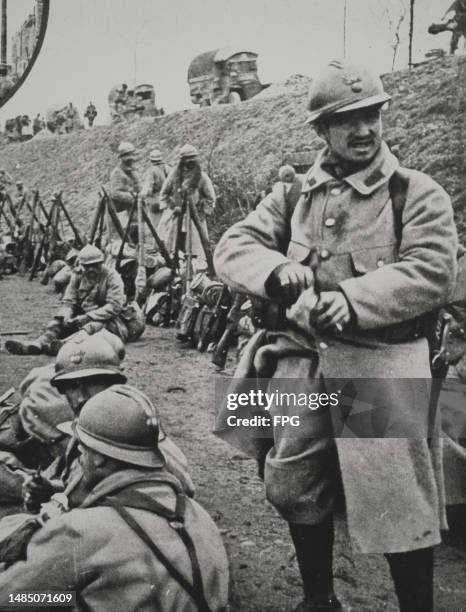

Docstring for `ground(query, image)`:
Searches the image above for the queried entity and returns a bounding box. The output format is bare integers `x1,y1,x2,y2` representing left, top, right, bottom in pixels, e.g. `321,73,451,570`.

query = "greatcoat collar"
302,141,399,196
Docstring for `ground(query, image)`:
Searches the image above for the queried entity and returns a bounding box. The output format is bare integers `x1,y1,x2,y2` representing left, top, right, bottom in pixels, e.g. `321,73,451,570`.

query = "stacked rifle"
0,190,83,278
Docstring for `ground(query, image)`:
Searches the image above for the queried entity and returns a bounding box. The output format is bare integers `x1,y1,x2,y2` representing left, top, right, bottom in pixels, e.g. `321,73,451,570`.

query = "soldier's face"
78,443,104,488
181,158,197,170
82,262,102,282
121,155,135,168
61,379,109,415
320,106,382,164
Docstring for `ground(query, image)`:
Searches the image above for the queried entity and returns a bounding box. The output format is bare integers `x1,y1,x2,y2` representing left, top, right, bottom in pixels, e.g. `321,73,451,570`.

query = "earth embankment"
0,56,465,242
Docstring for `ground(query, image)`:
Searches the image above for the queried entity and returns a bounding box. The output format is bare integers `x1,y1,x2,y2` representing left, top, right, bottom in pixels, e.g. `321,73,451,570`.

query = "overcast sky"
0,0,457,125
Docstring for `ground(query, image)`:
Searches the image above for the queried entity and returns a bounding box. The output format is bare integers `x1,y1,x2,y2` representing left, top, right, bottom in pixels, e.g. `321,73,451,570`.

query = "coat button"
319,342,328,350
330,187,342,196
320,249,330,260
325,218,336,227
376,259,384,268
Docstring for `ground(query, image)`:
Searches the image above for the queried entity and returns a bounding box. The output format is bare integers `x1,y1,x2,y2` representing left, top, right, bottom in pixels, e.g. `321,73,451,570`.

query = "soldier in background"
0,168,13,194
442,0,466,53
5,245,128,356
32,113,43,135
0,386,229,612
160,144,215,267
140,148,171,233
109,141,140,236
84,101,98,127
12,180,29,222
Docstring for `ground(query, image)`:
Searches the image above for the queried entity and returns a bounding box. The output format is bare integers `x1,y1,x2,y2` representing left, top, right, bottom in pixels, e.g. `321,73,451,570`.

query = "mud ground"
0,276,465,612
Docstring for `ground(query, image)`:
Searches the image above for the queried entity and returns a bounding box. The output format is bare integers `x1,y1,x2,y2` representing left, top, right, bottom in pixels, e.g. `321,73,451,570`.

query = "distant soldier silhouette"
443,0,466,53
33,113,43,135
84,101,98,127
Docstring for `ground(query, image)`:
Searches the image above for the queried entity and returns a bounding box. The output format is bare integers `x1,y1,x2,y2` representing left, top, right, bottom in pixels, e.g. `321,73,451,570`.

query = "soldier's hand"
310,291,351,331
172,206,182,216
270,262,314,305
23,475,55,510
68,314,90,329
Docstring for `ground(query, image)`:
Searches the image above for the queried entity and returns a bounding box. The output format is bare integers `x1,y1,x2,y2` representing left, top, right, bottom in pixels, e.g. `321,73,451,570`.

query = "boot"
385,547,434,612
289,517,342,612
45,338,64,357
5,339,44,355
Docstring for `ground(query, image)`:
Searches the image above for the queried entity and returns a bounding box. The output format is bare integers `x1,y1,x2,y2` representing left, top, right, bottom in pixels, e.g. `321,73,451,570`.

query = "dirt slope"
0,56,465,243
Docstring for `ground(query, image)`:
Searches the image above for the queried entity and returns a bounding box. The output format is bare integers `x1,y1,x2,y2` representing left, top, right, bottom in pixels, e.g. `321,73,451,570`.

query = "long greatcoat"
159,166,215,262
214,142,458,553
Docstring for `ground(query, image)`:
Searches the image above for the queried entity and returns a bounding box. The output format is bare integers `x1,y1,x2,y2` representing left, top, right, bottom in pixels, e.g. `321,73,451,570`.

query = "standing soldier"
12,180,29,221
0,167,13,193
214,60,458,612
442,0,466,53
140,148,171,233
5,244,129,356
64,103,76,133
109,141,140,236
160,144,215,268
84,101,98,127
32,113,43,135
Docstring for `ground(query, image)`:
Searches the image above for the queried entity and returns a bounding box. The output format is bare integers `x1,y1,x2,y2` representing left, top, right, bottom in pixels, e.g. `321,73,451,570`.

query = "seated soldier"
5,244,129,356
21,331,194,512
0,386,229,612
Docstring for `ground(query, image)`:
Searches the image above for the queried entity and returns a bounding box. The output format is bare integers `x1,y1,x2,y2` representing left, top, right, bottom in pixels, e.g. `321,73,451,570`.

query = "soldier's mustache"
349,137,374,146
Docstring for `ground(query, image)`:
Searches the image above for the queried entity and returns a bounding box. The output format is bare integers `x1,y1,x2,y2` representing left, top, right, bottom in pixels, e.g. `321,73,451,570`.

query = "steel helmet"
51,331,126,388
149,148,163,163
306,60,391,124
179,143,199,160
65,248,79,265
118,141,136,158
78,244,104,265
74,384,165,468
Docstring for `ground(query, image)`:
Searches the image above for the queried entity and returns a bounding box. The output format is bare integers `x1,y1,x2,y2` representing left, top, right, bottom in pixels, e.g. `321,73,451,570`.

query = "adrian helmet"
307,60,391,124
75,385,165,468
118,141,136,158
179,143,199,160
78,244,104,266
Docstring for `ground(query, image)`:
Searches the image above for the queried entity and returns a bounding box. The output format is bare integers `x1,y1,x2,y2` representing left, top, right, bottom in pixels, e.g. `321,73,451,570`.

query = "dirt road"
1,276,465,611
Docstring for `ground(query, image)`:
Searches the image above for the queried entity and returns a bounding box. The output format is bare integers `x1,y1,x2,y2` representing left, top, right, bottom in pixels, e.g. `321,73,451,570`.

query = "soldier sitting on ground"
19,331,194,513
5,244,129,356
0,386,229,612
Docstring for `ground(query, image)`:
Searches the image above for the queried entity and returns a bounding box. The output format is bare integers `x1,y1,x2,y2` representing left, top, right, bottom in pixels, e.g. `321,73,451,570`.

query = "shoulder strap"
388,170,409,248
101,484,213,612
283,175,305,218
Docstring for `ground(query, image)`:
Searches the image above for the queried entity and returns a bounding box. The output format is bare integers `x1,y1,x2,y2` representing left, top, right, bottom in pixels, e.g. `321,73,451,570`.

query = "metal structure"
187,47,268,107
